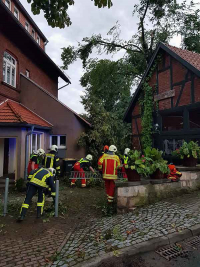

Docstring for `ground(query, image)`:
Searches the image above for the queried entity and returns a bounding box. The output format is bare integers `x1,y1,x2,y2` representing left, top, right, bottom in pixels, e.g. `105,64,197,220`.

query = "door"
3,138,9,175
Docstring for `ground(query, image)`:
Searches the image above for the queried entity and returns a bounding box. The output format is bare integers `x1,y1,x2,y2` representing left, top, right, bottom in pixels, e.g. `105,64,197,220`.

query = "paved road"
51,192,200,266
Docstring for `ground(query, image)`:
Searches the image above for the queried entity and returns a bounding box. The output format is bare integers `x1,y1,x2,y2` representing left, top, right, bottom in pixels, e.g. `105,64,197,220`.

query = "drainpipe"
24,126,34,180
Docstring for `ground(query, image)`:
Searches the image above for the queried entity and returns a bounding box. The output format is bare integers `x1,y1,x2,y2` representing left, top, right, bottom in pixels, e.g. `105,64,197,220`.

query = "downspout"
24,126,34,180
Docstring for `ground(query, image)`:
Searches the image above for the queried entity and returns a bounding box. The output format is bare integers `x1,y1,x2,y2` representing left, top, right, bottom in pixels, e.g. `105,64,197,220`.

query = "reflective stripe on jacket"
99,154,120,180
124,156,129,165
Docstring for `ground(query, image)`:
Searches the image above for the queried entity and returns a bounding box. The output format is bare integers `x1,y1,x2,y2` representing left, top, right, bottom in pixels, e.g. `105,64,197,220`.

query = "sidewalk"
50,191,200,267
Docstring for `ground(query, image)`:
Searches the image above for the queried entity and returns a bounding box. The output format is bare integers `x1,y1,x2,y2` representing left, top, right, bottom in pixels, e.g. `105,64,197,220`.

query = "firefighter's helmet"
51,145,58,152
124,148,130,155
86,154,93,161
49,168,56,175
109,145,117,153
37,148,45,156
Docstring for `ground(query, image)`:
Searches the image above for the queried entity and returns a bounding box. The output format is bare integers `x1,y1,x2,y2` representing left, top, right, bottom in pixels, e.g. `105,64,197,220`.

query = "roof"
0,1,71,84
124,42,200,122
21,73,91,127
0,99,52,128
15,0,47,42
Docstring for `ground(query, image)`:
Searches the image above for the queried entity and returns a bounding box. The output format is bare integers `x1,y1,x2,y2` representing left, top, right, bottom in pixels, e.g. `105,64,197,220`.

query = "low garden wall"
117,166,200,214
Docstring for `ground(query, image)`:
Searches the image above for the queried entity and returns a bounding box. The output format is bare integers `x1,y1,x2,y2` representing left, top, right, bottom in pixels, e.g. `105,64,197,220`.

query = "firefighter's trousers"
104,179,115,204
20,184,45,218
71,164,86,187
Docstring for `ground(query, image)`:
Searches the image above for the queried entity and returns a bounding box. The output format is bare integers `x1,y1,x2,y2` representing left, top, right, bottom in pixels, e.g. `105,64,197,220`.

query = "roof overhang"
0,123,52,130
0,1,70,84
123,42,200,123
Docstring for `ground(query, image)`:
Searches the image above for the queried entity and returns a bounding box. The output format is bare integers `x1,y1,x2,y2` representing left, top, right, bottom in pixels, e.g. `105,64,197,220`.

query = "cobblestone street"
51,192,200,267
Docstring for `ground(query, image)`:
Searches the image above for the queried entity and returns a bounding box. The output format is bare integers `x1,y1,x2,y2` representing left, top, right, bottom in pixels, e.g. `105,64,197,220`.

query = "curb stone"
75,225,200,267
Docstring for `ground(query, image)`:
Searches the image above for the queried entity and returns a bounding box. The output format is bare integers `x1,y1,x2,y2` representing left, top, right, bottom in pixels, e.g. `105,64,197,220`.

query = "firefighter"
120,148,130,179
98,145,109,171
98,145,120,204
71,155,95,188
27,148,45,175
18,168,56,221
167,164,182,182
44,145,61,176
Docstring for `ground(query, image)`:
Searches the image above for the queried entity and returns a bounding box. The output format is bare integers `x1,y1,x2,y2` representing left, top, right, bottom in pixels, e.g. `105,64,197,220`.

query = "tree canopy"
27,0,113,28
78,59,132,162
62,0,200,81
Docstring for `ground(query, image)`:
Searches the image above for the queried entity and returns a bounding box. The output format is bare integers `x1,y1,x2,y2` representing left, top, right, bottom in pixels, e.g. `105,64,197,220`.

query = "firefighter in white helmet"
98,145,120,204
71,154,95,188
43,145,61,176
27,148,45,175
120,148,130,179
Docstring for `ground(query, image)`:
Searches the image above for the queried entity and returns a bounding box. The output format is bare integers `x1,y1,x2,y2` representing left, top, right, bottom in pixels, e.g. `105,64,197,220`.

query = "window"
162,111,183,131
31,29,35,39
25,21,29,32
30,133,42,153
25,70,30,78
36,36,40,45
14,7,19,20
50,135,66,149
189,109,200,129
5,0,11,10
3,52,16,87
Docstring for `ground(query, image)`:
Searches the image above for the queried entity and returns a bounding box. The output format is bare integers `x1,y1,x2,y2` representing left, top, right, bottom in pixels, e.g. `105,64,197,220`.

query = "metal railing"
68,171,128,180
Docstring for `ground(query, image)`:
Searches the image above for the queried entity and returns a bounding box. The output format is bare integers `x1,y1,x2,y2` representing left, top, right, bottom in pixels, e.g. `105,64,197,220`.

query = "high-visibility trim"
22,204,29,208
108,196,114,199
71,182,75,185
108,199,113,203
103,174,117,179
37,203,44,206
51,192,56,196
30,178,48,188
98,165,102,169
56,166,60,170
45,153,55,168
56,158,59,162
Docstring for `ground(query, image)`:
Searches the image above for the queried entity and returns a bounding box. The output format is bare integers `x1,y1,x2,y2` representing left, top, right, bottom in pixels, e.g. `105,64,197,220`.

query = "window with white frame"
14,6,19,20
50,135,66,149
25,69,30,78
5,0,11,10
31,29,35,39
30,133,42,153
3,51,16,87
25,21,29,32
36,36,40,45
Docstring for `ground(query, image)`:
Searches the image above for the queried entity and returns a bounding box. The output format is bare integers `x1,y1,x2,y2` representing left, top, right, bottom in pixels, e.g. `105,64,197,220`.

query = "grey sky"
20,0,198,114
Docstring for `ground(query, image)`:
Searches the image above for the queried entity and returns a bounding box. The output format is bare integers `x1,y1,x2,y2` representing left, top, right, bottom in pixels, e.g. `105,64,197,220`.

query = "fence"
68,171,127,180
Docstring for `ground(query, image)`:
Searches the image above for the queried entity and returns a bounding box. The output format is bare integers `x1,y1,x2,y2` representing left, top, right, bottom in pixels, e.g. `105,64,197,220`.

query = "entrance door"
3,138,9,175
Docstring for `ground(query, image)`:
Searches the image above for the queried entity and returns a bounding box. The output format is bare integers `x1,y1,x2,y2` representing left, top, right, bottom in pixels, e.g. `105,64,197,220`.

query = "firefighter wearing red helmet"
167,164,182,182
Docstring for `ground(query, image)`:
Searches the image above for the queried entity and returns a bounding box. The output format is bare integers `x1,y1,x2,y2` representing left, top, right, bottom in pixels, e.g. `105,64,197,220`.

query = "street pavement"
51,192,200,267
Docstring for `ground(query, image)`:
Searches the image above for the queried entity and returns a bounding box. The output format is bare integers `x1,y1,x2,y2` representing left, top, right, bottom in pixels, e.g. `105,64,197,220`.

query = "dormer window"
5,0,11,10
14,7,19,20
25,21,29,32
36,36,40,45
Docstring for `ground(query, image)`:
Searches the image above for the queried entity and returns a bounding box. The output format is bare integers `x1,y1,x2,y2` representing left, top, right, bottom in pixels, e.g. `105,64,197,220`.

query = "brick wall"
0,31,58,101
2,0,45,49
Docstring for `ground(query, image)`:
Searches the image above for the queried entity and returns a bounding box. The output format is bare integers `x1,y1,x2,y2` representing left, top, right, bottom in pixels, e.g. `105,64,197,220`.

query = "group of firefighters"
18,144,182,221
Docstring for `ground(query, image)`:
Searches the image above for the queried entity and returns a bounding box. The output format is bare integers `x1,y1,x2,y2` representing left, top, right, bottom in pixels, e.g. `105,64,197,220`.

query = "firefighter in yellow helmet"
44,145,60,176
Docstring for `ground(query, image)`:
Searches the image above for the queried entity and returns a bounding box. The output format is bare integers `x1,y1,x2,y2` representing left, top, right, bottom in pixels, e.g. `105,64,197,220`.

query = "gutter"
24,126,34,180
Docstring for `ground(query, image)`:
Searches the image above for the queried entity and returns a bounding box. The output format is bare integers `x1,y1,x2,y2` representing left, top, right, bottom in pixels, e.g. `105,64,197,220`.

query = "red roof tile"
0,100,52,128
165,44,200,71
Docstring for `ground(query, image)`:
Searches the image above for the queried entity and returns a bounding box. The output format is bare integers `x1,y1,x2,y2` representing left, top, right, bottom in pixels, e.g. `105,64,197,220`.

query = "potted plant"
172,141,200,167
124,150,151,181
144,147,169,179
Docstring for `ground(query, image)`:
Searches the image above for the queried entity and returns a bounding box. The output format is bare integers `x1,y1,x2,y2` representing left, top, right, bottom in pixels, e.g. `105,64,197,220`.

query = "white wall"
8,138,16,174
0,139,4,177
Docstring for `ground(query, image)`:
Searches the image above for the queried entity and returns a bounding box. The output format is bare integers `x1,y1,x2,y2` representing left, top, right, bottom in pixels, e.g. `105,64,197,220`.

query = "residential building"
124,42,200,157
0,0,90,181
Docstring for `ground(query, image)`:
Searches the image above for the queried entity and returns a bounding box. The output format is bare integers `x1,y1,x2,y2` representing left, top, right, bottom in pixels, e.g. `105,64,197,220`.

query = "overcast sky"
20,0,199,114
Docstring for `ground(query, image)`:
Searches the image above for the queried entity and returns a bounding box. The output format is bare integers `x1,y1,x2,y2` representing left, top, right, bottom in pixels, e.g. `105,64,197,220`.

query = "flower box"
125,168,141,182
183,156,197,167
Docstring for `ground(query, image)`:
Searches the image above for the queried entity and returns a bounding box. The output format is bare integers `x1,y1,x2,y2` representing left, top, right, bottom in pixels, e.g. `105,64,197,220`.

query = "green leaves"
173,141,200,160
